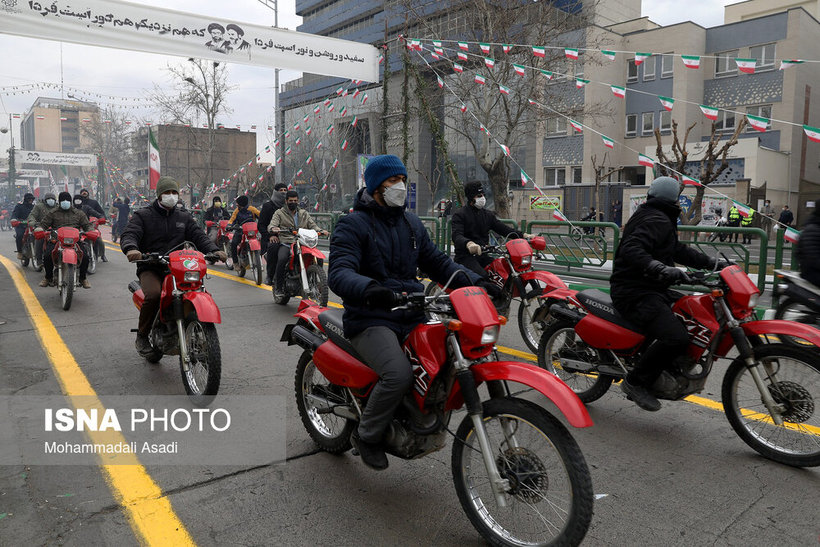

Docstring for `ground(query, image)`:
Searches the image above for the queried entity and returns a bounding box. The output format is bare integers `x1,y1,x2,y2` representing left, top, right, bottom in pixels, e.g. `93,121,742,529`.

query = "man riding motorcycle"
796,206,820,287
269,190,327,297
35,191,93,289
119,176,226,356
12,193,35,260
204,195,230,244
74,194,107,263
227,195,260,270
328,154,490,470
27,192,57,265
258,183,288,284
610,176,728,411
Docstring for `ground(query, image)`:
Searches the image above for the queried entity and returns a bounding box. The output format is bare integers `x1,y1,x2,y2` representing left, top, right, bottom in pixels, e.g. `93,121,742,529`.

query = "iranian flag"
601,50,616,61
460,104,468,113
352,89,360,98
638,153,655,168
336,87,344,95
305,126,312,135
148,127,161,190
527,98,537,106
513,64,526,76
324,98,331,106
285,146,292,155
498,84,510,95
474,74,486,85
479,43,490,54
733,201,753,217
658,96,675,111
361,93,369,105
458,51,468,61
746,114,769,132
532,46,545,58
780,59,803,70
565,48,579,60
437,76,444,88
502,44,512,53
804,124,820,143
575,78,589,89
499,144,510,156
293,122,300,130
284,130,291,138
351,116,358,127
341,139,349,150
431,53,440,60
328,103,336,112
340,106,348,117
434,47,444,55
784,227,800,244
453,63,464,73
479,124,488,133
306,156,313,165
601,135,615,149
484,57,495,69
295,137,302,146
699,104,719,121
326,124,334,135
540,69,553,80
303,114,310,123
315,141,323,150
314,202,320,211
314,105,321,114
611,85,626,98
569,120,583,133
332,159,339,169
735,58,756,74
296,169,303,177
35,115,45,119
433,40,441,48
681,55,700,69
552,209,568,222
521,172,530,185
634,52,652,65
682,175,702,187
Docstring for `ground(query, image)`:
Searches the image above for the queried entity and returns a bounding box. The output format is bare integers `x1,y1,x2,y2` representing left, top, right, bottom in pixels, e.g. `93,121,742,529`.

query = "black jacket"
120,200,218,258
83,197,105,218
797,210,820,286
204,205,229,223
451,204,521,260
12,201,34,221
610,198,713,303
258,192,286,236
329,188,481,339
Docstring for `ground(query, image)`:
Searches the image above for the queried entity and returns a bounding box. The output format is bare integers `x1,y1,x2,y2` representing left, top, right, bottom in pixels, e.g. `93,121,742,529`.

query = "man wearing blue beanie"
328,154,494,470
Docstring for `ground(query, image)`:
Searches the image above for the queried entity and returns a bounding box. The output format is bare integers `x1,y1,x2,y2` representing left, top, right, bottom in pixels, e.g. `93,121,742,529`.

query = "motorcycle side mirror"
529,236,546,251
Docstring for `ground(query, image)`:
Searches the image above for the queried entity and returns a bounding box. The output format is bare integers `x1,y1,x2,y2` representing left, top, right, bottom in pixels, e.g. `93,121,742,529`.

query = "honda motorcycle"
86,216,107,275
37,226,99,311
282,275,594,545
128,247,222,404
205,220,232,269
426,235,567,352
12,220,43,271
271,228,328,306
230,221,263,284
537,265,820,467
774,269,820,341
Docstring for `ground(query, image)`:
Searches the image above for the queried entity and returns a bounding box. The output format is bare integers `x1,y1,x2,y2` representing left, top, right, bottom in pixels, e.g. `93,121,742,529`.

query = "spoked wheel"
20,253,30,268
222,241,233,270
518,281,548,353
722,344,820,467
180,318,221,405
452,397,593,547
87,243,97,275
30,240,42,272
304,264,328,306
295,350,354,453
236,250,247,278
250,250,263,285
60,263,75,311
538,320,613,403
774,298,820,346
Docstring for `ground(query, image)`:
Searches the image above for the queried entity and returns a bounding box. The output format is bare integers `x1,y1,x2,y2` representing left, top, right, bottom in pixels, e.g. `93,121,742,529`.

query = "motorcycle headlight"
62,237,74,245
303,235,318,247
480,325,499,345
247,230,256,237
747,293,759,309
520,255,532,267
184,271,201,282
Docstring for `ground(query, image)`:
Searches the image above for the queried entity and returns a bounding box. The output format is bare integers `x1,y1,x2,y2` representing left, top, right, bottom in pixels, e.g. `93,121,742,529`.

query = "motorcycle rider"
258,183,288,284
119,176,226,356
610,177,726,412
227,195,260,270
35,191,93,289
79,188,105,219
796,206,820,287
27,192,57,264
12,193,35,260
452,182,526,278
75,193,107,262
328,155,492,470
204,196,230,244
269,190,327,298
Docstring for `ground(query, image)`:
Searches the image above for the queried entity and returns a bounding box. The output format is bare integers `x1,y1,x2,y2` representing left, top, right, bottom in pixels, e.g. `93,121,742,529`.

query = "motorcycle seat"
576,289,641,332
318,309,366,362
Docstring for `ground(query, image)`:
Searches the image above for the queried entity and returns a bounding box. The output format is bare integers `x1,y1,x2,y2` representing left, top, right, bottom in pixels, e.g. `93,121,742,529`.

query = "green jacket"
268,207,321,245
39,207,93,232
28,201,58,227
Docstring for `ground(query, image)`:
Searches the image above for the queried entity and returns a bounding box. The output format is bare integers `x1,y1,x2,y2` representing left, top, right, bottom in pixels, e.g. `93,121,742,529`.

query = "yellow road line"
0,255,195,546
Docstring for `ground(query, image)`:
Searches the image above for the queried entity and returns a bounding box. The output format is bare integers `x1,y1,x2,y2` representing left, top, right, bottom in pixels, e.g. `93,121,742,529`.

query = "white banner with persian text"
15,150,97,167
0,0,380,82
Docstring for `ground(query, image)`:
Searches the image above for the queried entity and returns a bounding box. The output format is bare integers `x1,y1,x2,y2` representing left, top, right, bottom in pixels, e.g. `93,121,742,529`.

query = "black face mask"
287,202,297,211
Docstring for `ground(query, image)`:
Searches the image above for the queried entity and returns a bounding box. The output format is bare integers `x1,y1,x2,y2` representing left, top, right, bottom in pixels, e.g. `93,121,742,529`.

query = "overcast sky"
0,0,737,154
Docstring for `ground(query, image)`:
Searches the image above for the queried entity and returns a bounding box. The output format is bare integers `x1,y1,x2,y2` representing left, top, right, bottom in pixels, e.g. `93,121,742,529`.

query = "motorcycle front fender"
449,361,593,428
183,291,221,324
61,248,77,265
302,246,326,260
519,270,568,293
741,319,820,348
248,239,261,251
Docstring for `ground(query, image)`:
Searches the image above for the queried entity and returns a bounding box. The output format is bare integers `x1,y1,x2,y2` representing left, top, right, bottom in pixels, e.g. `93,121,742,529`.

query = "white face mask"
45,198,56,207
382,182,406,208
474,196,486,209
160,193,179,208
60,201,71,210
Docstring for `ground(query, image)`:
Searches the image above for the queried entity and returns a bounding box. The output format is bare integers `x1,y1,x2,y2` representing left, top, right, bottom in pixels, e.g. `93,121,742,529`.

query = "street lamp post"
1,113,16,196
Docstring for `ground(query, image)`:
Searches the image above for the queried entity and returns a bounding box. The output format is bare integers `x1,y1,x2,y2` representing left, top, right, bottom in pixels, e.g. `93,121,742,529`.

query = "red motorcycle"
37,226,99,310
0,209,9,231
127,248,222,404
12,219,43,271
271,228,328,306
537,265,820,467
282,277,594,545
205,220,232,269
427,235,567,352
86,216,107,275
230,221,263,284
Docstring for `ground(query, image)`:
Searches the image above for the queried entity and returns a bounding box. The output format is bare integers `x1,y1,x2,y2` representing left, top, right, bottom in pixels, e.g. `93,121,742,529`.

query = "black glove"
364,284,398,309
646,260,691,285
477,278,503,299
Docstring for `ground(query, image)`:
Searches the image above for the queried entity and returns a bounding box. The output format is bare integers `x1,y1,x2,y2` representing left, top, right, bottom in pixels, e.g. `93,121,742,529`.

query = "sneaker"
49,279,57,287
39,278,51,287
80,278,91,289
135,333,153,356
621,379,661,412
351,431,388,470
17,252,24,260
101,256,108,263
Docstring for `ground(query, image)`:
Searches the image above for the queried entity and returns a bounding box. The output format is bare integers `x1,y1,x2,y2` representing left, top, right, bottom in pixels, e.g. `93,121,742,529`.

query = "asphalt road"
0,230,818,546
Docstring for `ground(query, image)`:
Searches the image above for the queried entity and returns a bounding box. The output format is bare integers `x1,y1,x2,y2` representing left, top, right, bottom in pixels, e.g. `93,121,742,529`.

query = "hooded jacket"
12,200,34,221
451,203,522,260
258,192,286,237
120,200,217,257
28,199,57,226
204,204,230,222
82,196,105,218
797,209,820,286
39,206,93,232
329,188,480,338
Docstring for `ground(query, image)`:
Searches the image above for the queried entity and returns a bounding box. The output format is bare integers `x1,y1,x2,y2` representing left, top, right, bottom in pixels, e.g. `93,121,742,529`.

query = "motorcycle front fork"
171,288,190,373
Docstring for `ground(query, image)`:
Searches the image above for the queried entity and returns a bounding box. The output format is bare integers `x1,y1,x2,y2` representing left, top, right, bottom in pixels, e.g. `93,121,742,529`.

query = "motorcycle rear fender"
301,245,326,260
538,287,578,301
447,361,593,428
313,341,377,391
183,291,221,324
61,248,77,265
293,300,329,329
520,270,568,292
247,238,261,251
741,319,820,348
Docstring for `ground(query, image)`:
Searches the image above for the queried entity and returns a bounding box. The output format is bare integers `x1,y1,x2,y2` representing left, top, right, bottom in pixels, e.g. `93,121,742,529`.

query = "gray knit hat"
155,176,180,197
647,176,681,203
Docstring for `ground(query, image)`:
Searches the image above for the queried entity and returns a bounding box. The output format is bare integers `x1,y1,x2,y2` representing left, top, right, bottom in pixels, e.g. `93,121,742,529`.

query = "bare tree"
591,152,622,222
654,118,747,225
80,106,138,202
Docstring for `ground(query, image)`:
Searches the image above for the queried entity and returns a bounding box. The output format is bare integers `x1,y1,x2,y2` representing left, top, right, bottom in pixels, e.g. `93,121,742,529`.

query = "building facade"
19,97,99,154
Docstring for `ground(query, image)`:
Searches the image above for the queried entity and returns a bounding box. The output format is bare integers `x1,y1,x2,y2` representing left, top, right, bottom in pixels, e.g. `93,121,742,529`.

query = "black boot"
621,379,661,411
351,431,388,470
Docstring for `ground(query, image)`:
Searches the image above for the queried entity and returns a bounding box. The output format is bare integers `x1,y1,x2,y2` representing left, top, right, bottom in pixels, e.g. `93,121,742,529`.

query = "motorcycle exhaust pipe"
549,303,584,324
289,325,325,351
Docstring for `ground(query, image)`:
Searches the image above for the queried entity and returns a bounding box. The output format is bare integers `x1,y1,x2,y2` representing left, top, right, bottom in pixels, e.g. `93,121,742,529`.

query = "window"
715,49,739,77
627,60,638,83
746,104,772,131
626,114,637,137
572,167,582,184
546,117,567,137
544,167,566,186
642,112,655,135
750,43,776,71
661,54,674,78
660,111,672,133
715,109,736,132
643,57,655,81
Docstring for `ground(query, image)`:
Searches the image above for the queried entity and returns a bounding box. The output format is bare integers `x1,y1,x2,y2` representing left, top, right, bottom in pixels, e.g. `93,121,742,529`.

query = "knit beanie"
155,176,179,197
464,181,483,202
364,155,407,195
58,191,72,202
235,195,249,207
647,176,681,203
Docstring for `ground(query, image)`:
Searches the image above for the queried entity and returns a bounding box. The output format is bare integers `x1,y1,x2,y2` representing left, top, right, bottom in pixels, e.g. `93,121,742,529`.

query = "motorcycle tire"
179,318,221,405
20,254,30,268
537,320,613,403
236,251,247,278
304,264,328,306
774,297,820,346
295,350,354,453
721,343,820,467
30,241,43,272
60,264,75,311
250,250,263,285
518,282,547,353
87,244,97,275
452,397,593,546
222,241,233,270
272,283,290,305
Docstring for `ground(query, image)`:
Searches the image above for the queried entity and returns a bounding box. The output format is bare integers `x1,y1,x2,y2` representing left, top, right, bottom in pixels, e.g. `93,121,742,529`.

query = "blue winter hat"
364,155,407,196
647,176,682,203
